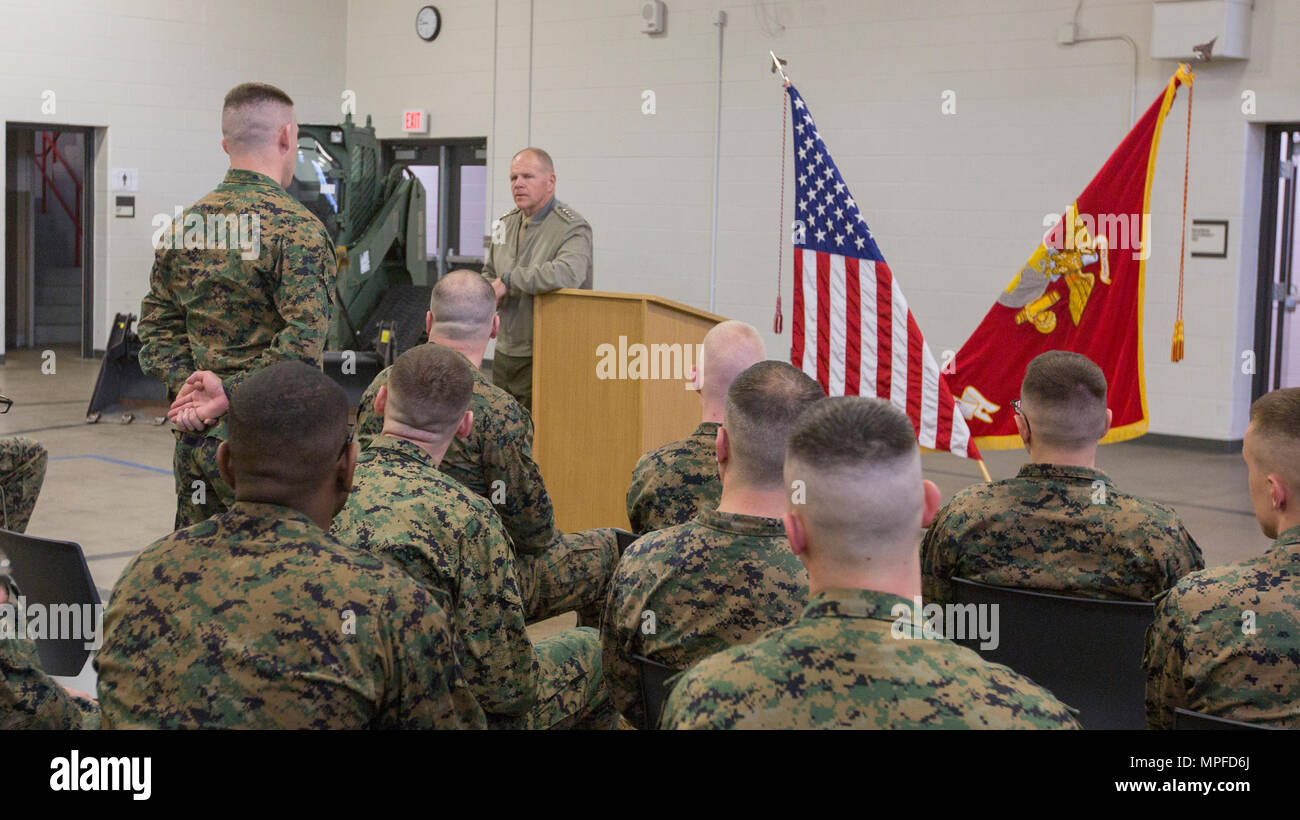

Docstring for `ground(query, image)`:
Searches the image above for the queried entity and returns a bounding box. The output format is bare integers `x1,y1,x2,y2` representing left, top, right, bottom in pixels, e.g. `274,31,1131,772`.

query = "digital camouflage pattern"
171,433,233,529
481,197,593,359
330,436,615,728
356,372,616,623
356,360,562,553
95,501,485,729
626,422,721,535
1,619,100,730
1143,524,1300,730
660,587,1082,730
516,527,619,624
137,168,336,530
522,625,619,730
601,508,808,728
920,463,1203,604
0,436,47,533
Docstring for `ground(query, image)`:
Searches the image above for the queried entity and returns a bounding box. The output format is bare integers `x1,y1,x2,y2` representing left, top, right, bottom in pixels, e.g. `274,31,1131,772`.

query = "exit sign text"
402,110,429,133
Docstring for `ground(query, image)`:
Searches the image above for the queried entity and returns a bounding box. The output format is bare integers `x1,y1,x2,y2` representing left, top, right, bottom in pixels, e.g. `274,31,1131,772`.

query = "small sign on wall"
110,168,138,192
1190,219,1228,258
114,195,135,218
402,110,429,134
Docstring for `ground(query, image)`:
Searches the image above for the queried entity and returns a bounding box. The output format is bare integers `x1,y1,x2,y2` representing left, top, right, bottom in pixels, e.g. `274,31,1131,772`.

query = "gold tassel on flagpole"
1171,319,1185,362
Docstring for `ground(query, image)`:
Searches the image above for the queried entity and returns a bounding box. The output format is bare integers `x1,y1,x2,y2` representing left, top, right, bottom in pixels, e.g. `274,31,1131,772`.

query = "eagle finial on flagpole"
769,51,790,85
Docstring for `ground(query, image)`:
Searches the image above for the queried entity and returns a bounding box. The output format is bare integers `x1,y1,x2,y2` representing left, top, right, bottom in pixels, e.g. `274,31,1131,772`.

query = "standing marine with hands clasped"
137,82,336,529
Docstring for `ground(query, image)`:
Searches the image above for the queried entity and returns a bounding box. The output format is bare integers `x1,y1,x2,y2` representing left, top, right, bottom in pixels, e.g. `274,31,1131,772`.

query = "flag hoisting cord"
1172,73,1193,362
773,51,789,335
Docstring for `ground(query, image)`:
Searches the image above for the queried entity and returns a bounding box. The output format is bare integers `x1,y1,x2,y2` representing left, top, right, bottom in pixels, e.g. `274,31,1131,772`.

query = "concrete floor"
0,345,1273,691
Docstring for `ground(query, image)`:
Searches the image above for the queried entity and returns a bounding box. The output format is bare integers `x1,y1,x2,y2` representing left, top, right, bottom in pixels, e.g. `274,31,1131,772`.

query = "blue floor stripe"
50,454,172,476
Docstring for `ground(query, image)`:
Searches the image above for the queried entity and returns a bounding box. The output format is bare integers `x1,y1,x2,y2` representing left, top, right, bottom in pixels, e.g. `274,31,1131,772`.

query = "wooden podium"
531,289,725,532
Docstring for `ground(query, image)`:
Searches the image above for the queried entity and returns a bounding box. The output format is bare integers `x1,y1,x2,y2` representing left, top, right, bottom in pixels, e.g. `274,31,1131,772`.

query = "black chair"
0,528,102,676
632,654,680,730
950,577,1155,730
1174,708,1284,731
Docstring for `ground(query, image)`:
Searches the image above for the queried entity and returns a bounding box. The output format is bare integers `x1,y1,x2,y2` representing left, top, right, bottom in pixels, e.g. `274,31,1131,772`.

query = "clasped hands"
168,371,230,432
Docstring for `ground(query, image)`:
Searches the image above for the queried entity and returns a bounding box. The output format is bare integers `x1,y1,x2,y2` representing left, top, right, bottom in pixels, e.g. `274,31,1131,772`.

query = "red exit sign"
402,110,429,133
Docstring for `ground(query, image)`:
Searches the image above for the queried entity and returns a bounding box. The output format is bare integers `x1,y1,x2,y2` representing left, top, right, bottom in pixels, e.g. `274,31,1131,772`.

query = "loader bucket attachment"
86,313,169,422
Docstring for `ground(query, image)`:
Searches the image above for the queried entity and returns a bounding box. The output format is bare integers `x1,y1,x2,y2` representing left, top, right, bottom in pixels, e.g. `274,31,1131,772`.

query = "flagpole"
977,459,992,483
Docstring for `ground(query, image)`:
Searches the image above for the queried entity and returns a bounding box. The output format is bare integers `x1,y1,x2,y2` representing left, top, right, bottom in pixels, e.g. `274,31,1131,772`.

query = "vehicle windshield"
288,137,341,243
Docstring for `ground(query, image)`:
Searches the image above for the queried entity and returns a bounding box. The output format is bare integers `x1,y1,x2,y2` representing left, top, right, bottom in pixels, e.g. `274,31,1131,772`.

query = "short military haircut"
700,320,766,404
429,270,496,342
785,397,923,547
384,343,474,434
221,82,294,155
226,360,348,489
722,361,824,488
1247,387,1300,491
514,147,555,173
1019,350,1109,448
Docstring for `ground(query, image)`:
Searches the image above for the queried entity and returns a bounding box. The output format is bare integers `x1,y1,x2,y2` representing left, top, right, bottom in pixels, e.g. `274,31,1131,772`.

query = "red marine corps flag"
950,65,1194,449
785,83,979,460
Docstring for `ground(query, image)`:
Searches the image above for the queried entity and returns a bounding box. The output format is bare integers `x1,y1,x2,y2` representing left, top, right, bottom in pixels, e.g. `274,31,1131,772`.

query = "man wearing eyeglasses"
920,351,1203,605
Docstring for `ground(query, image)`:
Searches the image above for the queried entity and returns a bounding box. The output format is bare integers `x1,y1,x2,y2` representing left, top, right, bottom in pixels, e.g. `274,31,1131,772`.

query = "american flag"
788,85,979,459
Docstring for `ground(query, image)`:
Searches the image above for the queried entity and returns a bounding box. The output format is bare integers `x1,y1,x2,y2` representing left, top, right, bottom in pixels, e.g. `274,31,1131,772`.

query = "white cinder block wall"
0,0,349,359
3,0,1295,443
345,0,1300,442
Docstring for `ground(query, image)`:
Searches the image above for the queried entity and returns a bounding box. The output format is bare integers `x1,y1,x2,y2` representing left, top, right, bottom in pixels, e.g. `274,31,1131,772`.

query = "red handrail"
33,131,82,265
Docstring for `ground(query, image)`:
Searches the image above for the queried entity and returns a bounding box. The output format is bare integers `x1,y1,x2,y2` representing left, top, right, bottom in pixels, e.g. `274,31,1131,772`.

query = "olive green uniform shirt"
481,197,592,357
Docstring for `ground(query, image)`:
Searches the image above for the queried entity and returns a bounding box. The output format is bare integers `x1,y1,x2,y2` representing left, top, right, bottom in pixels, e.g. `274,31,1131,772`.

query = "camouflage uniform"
137,168,336,530
601,508,808,727
330,436,616,729
0,436,47,533
95,501,485,729
1143,524,1300,730
660,587,1081,729
357,360,560,551
1,584,100,730
626,422,721,535
920,463,1203,605
482,197,593,413
357,364,617,623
